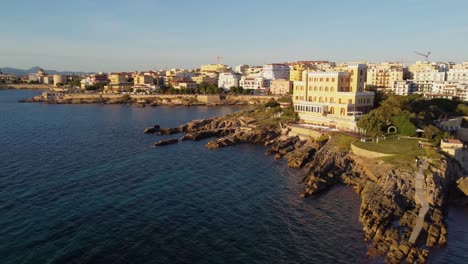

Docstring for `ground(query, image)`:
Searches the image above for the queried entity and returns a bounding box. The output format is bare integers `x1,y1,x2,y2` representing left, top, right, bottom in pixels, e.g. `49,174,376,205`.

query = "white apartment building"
391,81,418,96
218,72,240,91
414,70,446,83
447,69,468,83
261,64,290,81
240,76,267,90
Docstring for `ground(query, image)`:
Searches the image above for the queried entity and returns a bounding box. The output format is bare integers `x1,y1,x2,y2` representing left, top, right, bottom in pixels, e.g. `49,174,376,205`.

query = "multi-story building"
240,76,267,91
270,79,293,95
447,69,468,83
134,74,154,86
191,75,218,86
292,64,374,131
109,73,127,84
53,74,68,86
218,72,240,91
289,63,316,81
244,66,263,75
391,81,418,96
413,70,447,91
173,81,198,90
408,61,439,78
201,64,229,73
366,62,405,89
261,63,290,81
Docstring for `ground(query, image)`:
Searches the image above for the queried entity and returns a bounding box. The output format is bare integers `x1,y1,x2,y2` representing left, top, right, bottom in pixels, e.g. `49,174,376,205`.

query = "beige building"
293,64,374,131
53,74,68,86
109,73,127,84
192,75,218,85
174,81,198,90
270,79,293,95
134,75,154,86
201,64,228,73
366,63,405,89
408,61,439,79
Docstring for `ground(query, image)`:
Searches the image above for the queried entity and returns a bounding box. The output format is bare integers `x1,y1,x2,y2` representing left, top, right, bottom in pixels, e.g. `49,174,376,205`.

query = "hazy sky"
1,0,468,72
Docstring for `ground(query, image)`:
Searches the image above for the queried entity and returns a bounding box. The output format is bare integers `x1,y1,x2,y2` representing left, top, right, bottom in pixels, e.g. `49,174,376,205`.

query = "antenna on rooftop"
216,56,223,64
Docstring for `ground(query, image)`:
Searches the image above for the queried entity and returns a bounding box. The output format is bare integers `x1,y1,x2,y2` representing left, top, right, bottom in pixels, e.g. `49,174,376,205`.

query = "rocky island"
144,105,467,264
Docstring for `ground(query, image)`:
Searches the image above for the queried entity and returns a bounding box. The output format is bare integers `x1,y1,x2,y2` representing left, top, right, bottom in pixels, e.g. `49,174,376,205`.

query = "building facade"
270,79,293,95
391,81,418,96
366,63,405,89
261,64,290,81
292,64,374,131
218,72,240,91
240,76,267,91
447,69,468,83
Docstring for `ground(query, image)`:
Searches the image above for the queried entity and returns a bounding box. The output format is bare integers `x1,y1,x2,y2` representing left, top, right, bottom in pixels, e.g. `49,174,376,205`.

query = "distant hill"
0,66,92,76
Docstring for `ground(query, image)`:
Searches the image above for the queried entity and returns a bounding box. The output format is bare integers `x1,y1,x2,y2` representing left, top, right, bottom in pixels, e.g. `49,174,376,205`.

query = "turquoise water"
0,90,466,263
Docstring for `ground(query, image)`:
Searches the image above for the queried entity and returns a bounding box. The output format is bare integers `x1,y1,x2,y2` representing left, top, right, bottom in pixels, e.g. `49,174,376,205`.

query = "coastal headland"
143,105,467,264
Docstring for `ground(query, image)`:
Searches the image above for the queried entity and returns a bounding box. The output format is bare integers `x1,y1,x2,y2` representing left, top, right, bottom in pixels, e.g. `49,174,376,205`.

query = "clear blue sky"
1,0,467,72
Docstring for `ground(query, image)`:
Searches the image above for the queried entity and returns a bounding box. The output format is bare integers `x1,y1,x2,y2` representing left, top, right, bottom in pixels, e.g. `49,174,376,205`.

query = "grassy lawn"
353,137,430,168
353,138,423,155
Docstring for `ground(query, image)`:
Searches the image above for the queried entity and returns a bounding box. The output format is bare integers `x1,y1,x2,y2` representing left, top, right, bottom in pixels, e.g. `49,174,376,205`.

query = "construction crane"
216,56,223,64
414,51,431,61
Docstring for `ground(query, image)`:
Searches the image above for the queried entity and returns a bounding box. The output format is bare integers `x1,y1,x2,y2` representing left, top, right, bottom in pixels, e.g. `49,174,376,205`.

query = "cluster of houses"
367,61,468,101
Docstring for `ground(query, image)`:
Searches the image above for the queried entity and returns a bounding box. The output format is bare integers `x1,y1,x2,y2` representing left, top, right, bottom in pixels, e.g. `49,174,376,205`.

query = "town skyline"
2,0,468,72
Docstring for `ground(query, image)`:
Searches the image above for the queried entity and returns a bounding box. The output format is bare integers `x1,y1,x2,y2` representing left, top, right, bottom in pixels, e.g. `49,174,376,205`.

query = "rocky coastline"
19,93,282,107
144,109,467,263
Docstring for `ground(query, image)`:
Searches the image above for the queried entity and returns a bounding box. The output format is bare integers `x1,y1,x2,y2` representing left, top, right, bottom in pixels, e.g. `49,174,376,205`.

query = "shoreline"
143,107,467,263
18,93,285,107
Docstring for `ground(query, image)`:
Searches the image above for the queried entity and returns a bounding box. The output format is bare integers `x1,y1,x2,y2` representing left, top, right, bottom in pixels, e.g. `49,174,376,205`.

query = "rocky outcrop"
298,136,462,263
154,138,178,146
144,125,161,134
144,110,462,264
457,177,468,196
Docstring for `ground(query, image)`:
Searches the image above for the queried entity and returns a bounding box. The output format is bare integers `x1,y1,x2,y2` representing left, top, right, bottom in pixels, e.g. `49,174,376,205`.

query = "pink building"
270,79,293,95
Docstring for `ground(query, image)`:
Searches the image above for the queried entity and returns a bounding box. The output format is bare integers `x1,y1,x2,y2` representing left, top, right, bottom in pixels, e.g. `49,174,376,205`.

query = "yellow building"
201,64,228,73
289,63,316,81
109,73,127,84
293,64,374,131
366,63,405,89
134,75,154,86
408,61,438,78
191,75,218,85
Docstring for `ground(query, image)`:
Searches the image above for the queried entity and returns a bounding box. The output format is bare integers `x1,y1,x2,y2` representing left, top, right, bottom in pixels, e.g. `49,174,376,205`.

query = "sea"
0,89,467,264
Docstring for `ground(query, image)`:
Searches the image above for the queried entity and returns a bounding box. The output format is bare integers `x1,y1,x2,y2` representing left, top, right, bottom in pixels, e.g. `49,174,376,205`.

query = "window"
326,78,329,82
348,99,352,104
325,87,328,92
332,78,335,82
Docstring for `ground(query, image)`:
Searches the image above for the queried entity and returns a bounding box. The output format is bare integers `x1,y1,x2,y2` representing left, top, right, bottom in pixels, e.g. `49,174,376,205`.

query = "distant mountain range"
0,66,92,76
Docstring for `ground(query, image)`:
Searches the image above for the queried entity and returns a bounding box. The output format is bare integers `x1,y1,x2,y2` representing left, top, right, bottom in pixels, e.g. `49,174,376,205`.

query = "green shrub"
265,101,280,107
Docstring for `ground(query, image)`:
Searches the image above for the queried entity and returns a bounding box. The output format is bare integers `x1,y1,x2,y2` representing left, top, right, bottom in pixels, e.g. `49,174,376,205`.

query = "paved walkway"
409,161,430,244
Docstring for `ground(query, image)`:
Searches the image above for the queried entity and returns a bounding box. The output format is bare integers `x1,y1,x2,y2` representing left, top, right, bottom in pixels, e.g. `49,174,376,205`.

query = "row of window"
294,105,347,116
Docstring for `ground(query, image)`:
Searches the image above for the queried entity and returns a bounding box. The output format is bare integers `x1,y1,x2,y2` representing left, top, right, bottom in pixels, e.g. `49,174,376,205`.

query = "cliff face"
300,140,463,263
145,114,465,264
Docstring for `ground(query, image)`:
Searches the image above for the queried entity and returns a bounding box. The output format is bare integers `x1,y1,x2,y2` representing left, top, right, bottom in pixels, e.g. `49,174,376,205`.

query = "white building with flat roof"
218,72,240,91
447,69,468,83
240,76,267,90
261,64,290,81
